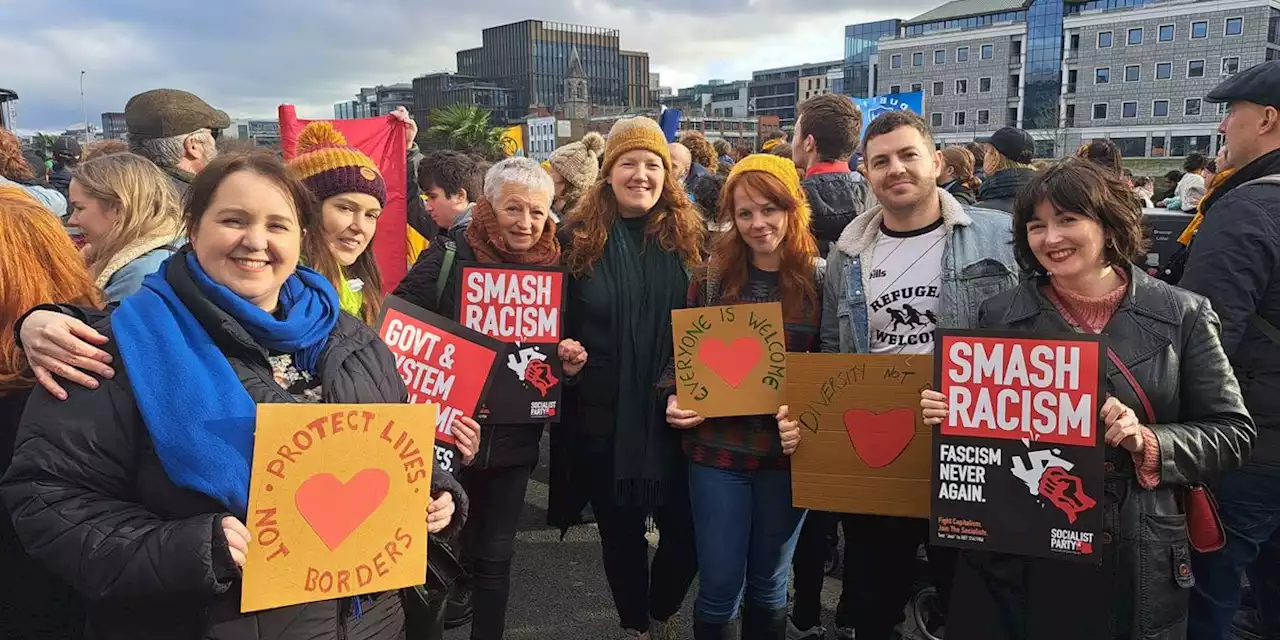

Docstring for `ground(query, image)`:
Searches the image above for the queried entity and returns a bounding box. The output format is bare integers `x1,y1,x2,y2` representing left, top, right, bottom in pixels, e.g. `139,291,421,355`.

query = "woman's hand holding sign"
427,491,455,534
666,395,704,430
1101,396,1145,454
558,339,588,377
777,405,801,456
452,416,481,466
221,516,252,568
921,389,948,425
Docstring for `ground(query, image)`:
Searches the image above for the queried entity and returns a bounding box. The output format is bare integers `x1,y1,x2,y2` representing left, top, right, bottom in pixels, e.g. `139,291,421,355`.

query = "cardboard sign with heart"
241,403,436,613
788,354,934,518
671,302,787,419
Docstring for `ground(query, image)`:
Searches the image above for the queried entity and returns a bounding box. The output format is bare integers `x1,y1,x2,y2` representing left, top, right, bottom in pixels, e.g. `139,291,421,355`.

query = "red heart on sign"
843,408,916,469
698,337,763,388
295,469,391,551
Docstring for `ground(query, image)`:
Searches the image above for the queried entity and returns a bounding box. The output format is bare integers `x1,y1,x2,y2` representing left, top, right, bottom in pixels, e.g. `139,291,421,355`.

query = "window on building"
956,79,968,94
1223,57,1240,75
1093,103,1108,120
1070,34,1080,50
977,109,991,126
981,44,994,59
931,112,944,127
1122,101,1138,118
1186,98,1203,116
1065,104,1076,126
912,83,923,92
954,111,967,127
891,54,902,69
1153,100,1170,117
1008,107,1019,126
1156,62,1173,80
1226,17,1243,36
935,49,946,64
1128,28,1143,45
1159,24,1175,41
1271,49,1279,62
1188,60,1206,78
890,84,902,94
1095,67,1110,84
957,46,970,62
979,77,992,92
1192,21,1208,39
1124,65,1140,82
913,52,924,66
1098,31,1113,48
933,81,944,96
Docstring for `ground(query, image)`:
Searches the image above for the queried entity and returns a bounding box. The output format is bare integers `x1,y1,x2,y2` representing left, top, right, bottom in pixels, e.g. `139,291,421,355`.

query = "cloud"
0,0,926,132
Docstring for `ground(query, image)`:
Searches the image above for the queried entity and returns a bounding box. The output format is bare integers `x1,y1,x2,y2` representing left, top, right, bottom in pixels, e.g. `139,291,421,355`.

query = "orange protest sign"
241,403,436,613
670,302,788,419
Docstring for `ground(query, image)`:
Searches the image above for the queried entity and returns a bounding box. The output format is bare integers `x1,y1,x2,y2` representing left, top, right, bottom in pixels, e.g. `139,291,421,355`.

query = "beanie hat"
602,117,671,174
549,132,605,192
288,122,387,206
723,154,811,224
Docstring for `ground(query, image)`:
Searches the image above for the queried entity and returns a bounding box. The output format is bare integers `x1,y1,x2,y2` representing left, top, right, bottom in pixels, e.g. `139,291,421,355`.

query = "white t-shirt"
866,219,946,354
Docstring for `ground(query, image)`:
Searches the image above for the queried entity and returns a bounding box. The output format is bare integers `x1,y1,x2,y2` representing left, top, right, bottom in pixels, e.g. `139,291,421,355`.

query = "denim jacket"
820,187,1018,353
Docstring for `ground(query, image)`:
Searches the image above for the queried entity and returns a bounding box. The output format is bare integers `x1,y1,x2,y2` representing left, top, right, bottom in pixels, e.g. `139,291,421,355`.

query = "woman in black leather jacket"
920,160,1254,639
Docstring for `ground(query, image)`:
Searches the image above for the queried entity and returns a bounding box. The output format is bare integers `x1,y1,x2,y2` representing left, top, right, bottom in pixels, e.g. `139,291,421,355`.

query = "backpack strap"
1241,175,1280,188
435,241,457,310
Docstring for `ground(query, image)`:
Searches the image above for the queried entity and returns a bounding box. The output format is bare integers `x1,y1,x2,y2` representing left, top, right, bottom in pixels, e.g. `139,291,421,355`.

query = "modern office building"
0,88,17,130
622,50,653,107
663,80,751,118
749,60,845,128
844,19,903,98
334,84,417,120
100,112,128,140
224,119,282,147
877,0,1279,157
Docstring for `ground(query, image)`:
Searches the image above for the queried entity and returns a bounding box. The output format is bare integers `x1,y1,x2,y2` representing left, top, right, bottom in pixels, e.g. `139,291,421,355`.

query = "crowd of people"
0,58,1278,640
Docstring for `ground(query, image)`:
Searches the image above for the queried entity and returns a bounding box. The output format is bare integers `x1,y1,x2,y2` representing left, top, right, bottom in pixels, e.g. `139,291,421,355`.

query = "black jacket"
976,168,1036,213
801,170,870,257
1179,149,1280,473
942,179,977,205
1,261,467,640
48,163,72,199
950,266,1254,640
392,226,543,470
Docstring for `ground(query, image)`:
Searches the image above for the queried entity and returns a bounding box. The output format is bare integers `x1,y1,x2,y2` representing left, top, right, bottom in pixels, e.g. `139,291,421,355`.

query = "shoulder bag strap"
435,242,457,310
1055,303,1156,423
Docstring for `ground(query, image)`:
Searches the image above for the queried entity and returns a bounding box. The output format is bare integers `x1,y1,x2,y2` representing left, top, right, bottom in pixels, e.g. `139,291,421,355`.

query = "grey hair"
483,157,555,204
130,130,212,169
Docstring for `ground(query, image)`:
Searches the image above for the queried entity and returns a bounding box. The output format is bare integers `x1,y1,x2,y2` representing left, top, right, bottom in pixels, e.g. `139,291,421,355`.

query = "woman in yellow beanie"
556,116,705,639
287,122,389,326
663,154,821,640
547,131,605,220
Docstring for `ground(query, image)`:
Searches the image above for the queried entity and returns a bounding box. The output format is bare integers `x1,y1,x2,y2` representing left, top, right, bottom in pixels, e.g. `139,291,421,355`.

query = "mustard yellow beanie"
603,117,671,174
723,154,812,225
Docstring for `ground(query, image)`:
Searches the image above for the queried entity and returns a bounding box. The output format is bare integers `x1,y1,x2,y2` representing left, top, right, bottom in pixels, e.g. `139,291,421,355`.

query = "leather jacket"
950,266,1255,639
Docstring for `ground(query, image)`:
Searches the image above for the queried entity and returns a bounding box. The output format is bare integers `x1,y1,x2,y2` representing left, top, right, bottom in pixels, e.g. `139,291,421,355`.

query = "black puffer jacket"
976,167,1036,213
393,226,543,471
802,170,870,257
950,266,1254,640
0,261,467,640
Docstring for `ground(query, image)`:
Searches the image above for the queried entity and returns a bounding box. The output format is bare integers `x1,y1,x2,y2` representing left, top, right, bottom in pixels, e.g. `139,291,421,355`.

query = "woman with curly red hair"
663,155,819,639
0,128,66,215
557,116,705,639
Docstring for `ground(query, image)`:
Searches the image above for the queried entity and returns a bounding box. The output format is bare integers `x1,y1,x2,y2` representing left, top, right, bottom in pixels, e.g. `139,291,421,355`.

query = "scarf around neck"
1201,148,1280,215
465,197,562,266
112,250,340,515
601,214,689,507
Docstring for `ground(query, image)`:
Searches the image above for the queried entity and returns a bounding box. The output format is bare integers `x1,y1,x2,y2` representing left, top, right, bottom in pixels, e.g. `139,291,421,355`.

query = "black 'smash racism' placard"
378,295,503,474
456,263,568,423
931,329,1106,563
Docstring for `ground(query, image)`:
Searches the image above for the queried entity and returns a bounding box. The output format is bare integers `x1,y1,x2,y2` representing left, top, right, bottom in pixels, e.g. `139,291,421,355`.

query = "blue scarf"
112,251,340,516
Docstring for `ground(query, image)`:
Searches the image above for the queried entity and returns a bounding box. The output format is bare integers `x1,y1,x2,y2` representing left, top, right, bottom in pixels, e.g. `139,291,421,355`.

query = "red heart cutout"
698,337,763,388
843,408,916,469
295,469,391,551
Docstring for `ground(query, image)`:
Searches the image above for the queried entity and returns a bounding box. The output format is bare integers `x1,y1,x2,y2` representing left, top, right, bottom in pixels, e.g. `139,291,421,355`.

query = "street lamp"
79,70,88,145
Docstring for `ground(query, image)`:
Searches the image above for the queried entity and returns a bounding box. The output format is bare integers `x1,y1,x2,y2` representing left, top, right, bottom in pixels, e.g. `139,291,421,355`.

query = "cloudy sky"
1,0,938,133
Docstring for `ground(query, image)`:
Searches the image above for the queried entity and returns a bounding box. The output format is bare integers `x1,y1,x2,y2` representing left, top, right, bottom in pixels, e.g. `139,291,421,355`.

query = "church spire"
567,46,586,79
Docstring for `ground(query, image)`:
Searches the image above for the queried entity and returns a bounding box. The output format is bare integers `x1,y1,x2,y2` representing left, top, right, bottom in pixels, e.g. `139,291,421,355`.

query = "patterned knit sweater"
679,262,823,471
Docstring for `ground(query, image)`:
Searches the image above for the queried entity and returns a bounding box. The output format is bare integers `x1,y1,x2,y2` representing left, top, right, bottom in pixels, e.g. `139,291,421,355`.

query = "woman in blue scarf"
1,151,466,640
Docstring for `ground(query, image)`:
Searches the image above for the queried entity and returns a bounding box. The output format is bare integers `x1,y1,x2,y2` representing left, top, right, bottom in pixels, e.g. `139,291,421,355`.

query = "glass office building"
844,19,901,98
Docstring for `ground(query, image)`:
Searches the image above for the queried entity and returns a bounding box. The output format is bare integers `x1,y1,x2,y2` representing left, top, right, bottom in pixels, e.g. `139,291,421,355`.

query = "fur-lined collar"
835,187,973,257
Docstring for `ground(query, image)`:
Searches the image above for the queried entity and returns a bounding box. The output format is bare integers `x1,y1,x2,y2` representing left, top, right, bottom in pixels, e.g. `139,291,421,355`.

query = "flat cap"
1206,61,1280,109
125,88,231,138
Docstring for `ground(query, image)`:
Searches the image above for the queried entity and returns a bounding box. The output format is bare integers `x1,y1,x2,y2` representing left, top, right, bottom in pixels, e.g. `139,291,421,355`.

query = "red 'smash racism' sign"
378,295,502,474
457,264,568,423
931,330,1106,563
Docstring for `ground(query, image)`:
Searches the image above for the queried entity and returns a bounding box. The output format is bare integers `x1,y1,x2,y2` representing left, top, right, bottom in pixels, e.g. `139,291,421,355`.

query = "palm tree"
31,132,59,158
427,105,507,158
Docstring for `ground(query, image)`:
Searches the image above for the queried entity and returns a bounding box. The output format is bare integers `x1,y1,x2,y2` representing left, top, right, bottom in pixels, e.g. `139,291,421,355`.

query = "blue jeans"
688,462,807,623
1189,469,1280,640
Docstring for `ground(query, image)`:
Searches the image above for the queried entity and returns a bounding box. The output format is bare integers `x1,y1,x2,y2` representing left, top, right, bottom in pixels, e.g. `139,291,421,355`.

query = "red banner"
278,105,409,290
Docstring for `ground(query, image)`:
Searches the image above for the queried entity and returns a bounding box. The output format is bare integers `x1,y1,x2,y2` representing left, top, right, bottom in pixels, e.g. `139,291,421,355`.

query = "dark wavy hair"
1012,159,1149,275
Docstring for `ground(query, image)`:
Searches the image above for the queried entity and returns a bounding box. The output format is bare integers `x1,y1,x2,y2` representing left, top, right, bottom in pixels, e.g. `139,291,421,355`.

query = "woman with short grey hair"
390,155,587,640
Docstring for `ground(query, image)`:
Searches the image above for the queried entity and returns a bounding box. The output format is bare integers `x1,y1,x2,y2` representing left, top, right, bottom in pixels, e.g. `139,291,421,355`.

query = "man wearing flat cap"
1180,60,1280,640
125,88,230,193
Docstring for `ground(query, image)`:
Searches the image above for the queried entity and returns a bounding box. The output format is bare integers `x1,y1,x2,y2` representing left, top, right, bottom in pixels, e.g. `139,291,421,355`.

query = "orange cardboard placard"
788,353,934,518
670,302,788,419
241,403,436,613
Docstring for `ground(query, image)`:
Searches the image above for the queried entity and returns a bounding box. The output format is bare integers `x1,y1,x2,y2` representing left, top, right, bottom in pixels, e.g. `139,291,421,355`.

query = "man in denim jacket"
818,110,1018,640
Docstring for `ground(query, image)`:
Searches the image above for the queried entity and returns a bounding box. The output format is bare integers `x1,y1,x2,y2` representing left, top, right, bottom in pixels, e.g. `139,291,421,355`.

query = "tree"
426,105,509,159
31,132,59,158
